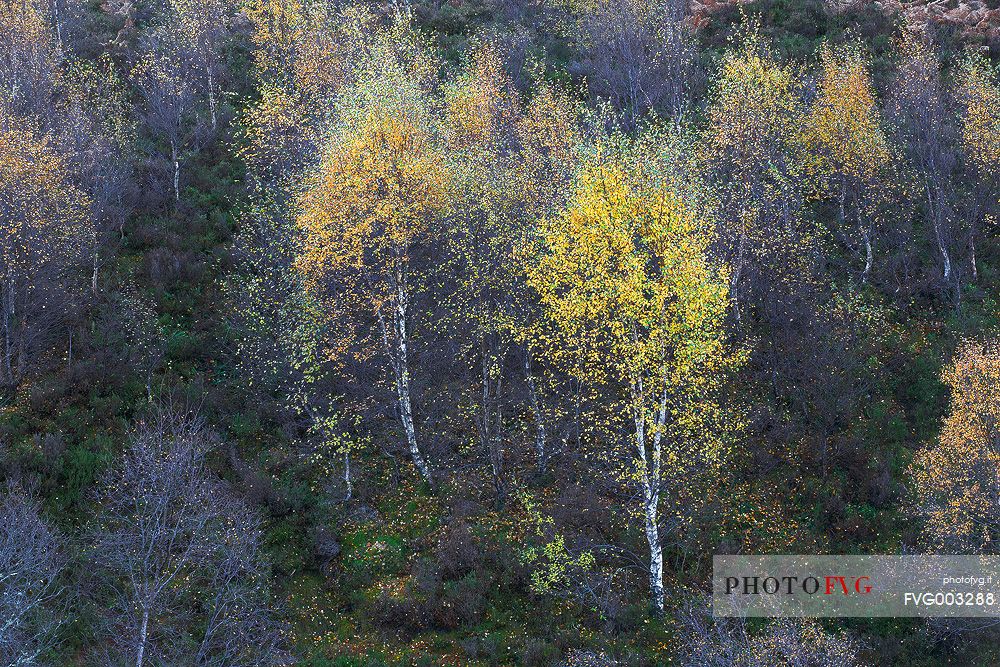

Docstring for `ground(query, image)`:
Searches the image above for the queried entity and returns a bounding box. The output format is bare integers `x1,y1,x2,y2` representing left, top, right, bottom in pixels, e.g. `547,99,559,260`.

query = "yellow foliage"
910,342,1000,553
295,89,451,329
242,0,375,97
239,83,314,173
800,44,891,190
0,123,93,265
698,24,816,304
0,120,94,386
702,26,803,171
514,82,585,220
0,0,57,108
956,51,1000,180
527,144,741,481
444,43,519,151
0,0,50,53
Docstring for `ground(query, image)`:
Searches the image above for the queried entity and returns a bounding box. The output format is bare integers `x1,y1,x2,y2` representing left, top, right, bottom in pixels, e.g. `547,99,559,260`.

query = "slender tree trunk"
524,352,546,473
136,606,149,667
643,478,664,615
631,378,664,616
936,217,951,282
206,65,217,131
969,219,978,283
10,272,25,386
927,183,951,281
344,451,352,502
171,139,180,203
392,283,431,486
480,343,504,506
861,227,873,282
54,0,63,51
844,184,875,281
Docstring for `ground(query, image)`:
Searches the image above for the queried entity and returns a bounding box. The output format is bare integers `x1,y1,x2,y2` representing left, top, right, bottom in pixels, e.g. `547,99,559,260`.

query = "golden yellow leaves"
699,23,814,295
703,26,802,166
800,44,891,189
523,138,743,544
910,342,1000,553
0,0,57,111
303,115,449,250
0,0,51,48
239,83,312,173
526,145,734,405
240,0,373,178
443,44,517,151
295,98,450,315
956,52,1000,180
0,121,95,384
242,0,310,80
0,124,92,247
0,0,49,55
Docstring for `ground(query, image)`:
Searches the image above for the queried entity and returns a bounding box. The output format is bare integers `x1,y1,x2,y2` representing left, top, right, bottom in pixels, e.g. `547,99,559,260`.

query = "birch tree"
295,21,446,487
526,138,741,614
170,0,232,131
59,55,134,292
576,0,695,126
700,25,805,326
0,0,57,116
445,44,511,490
132,23,198,203
677,597,864,666
0,121,93,395
442,45,592,489
227,199,362,503
801,43,892,282
92,408,286,666
442,43,543,499
888,34,957,290
510,80,587,472
909,342,1000,554
954,51,1000,284
0,488,66,667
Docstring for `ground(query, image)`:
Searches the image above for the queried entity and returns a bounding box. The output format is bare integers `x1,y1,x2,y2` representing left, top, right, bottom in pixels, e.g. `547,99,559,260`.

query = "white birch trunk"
524,352,547,472
207,66,217,131
632,378,665,615
970,231,977,282
135,607,149,667
54,1,63,51
393,283,431,486
936,218,951,282
643,479,665,615
344,451,352,502
862,227,873,282
926,183,951,281
171,140,180,202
